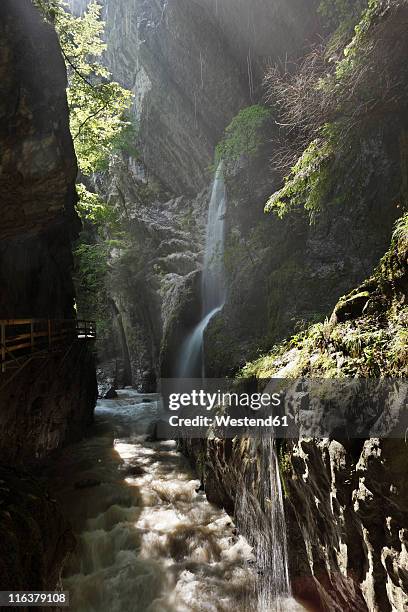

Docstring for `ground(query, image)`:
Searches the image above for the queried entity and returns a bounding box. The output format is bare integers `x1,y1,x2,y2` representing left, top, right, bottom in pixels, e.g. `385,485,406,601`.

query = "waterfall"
236,437,295,611
178,162,226,378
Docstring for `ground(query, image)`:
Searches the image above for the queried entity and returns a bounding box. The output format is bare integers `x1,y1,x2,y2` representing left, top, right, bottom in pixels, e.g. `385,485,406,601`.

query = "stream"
49,390,258,612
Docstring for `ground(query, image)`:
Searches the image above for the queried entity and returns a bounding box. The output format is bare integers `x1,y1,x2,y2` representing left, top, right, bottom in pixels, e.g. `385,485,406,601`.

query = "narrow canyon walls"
0,1,96,588
0,0,96,458
0,0,79,318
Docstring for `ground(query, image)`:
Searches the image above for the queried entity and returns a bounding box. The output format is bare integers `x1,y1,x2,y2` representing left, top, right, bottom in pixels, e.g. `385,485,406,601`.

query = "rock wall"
0,0,97,593
95,156,208,385
71,0,320,194
0,0,96,449
82,0,402,385
0,0,79,318
286,438,408,612
182,434,408,611
204,135,401,376
182,217,408,610
66,0,323,384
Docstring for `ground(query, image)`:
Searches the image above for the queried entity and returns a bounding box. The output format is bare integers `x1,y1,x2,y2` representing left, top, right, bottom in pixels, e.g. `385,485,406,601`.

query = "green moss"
331,0,381,82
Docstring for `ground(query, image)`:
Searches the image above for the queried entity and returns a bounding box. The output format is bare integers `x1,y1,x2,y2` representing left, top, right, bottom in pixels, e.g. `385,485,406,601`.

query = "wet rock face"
0,466,75,592
286,438,408,612
86,0,247,195
0,0,79,317
203,140,399,376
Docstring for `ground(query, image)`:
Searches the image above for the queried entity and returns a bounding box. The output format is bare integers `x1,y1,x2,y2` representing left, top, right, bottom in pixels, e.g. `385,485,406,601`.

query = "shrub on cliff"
265,0,408,220
215,105,271,170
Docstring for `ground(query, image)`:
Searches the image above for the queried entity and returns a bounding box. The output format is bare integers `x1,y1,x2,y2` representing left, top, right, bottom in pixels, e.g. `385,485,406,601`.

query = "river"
48,390,258,611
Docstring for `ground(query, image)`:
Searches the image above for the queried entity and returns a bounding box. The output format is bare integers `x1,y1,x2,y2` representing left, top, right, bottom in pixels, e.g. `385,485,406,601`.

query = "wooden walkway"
0,318,96,373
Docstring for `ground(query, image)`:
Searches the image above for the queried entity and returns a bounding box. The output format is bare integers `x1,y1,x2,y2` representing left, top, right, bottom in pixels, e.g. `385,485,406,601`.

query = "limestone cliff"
177,3,408,608
182,211,408,610
78,0,403,387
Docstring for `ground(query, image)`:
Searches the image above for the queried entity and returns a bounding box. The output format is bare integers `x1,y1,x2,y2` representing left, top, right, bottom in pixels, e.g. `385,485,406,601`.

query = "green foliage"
109,118,141,159
332,0,381,79
35,0,133,174
215,105,271,167
33,0,135,345
265,138,334,221
75,184,118,229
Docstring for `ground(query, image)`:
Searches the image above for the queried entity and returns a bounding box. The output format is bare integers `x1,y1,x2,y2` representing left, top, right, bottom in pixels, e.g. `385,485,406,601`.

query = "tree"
34,0,134,345
34,0,133,176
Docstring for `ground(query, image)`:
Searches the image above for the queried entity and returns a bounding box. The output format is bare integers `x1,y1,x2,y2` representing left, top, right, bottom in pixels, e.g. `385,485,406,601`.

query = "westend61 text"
168,415,289,428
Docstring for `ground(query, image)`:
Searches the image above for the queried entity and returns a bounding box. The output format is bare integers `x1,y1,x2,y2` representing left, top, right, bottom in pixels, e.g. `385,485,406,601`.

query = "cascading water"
178,162,227,378
202,162,227,315
235,437,302,612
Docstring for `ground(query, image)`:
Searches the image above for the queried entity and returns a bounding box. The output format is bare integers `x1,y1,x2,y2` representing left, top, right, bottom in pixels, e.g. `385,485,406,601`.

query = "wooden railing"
0,319,96,372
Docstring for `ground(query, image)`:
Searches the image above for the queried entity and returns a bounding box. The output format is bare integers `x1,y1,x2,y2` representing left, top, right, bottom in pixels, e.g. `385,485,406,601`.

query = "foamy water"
48,391,258,611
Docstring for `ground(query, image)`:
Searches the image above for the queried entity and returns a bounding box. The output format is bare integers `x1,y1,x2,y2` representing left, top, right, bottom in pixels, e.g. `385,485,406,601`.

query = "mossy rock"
331,291,371,323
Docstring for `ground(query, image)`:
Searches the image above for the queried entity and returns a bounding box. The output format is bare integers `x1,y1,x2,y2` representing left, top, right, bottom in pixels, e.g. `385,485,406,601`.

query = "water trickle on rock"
235,437,301,612
178,162,227,377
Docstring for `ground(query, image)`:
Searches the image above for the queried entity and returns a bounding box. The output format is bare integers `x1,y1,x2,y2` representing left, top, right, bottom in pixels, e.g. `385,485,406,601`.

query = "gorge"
0,0,407,611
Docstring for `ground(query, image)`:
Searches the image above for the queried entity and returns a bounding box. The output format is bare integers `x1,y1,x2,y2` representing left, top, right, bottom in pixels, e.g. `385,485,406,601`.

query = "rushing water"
178,163,227,378
48,391,257,612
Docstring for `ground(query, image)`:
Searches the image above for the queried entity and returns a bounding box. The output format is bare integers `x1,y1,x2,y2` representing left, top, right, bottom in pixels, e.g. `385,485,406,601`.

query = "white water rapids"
48,391,260,611
49,390,300,612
